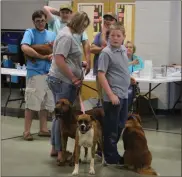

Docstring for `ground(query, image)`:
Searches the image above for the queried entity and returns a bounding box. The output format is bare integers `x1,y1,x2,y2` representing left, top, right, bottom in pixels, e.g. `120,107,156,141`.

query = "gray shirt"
98,44,130,101
49,26,83,84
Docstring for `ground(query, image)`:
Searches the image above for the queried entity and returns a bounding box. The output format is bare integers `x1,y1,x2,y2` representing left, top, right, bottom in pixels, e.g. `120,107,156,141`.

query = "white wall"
169,1,181,65
1,0,71,30
1,0,47,29
135,1,181,109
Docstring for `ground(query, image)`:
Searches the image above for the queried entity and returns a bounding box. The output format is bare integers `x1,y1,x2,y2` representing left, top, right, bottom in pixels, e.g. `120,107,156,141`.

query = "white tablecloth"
1,68,181,83
1,68,27,77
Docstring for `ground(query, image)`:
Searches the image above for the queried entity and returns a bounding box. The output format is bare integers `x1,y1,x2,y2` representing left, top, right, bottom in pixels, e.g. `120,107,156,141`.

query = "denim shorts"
46,75,77,104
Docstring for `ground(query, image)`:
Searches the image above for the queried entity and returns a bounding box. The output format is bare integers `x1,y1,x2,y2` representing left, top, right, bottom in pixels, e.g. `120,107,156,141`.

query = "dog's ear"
55,100,60,106
64,99,71,106
76,115,82,122
90,115,96,121
135,114,142,124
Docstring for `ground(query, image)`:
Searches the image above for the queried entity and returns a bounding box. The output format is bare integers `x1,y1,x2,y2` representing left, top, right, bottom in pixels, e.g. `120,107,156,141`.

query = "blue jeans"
47,76,77,151
103,98,128,164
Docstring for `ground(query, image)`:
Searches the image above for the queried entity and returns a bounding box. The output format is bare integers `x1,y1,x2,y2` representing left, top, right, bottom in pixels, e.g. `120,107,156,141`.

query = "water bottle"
16,63,21,70
22,64,26,71
143,60,153,78
161,65,167,77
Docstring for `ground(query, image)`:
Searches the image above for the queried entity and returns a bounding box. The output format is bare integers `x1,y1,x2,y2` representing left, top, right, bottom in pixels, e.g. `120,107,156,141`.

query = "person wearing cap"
43,5,72,35
91,12,117,76
90,12,117,107
43,5,91,74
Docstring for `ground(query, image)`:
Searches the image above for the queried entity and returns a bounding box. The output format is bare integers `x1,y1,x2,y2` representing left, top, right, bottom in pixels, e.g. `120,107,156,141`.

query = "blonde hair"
67,11,90,34
106,22,126,40
125,40,136,53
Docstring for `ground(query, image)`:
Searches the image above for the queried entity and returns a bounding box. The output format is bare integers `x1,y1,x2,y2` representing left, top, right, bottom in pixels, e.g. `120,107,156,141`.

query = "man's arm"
90,33,103,55
90,44,103,54
43,6,59,23
31,44,53,55
21,44,50,60
82,40,91,75
21,30,51,61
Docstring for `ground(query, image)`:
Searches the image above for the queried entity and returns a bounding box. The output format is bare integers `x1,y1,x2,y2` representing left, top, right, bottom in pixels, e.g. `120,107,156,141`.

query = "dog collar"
128,115,136,120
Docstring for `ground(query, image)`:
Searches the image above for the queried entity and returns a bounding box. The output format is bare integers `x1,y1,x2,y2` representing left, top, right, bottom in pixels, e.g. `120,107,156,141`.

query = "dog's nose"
81,124,86,131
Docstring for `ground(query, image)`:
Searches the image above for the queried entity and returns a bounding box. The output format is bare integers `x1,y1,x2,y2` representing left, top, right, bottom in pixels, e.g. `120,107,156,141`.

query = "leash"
79,91,85,114
79,68,86,114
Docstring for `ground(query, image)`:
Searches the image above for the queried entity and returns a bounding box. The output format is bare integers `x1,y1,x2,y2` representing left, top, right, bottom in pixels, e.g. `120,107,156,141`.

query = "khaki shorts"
25,75,54,112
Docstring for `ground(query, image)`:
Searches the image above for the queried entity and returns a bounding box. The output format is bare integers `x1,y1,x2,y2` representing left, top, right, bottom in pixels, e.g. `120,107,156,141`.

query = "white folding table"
84,71,182,130
1,68,181,130
1,68,27,116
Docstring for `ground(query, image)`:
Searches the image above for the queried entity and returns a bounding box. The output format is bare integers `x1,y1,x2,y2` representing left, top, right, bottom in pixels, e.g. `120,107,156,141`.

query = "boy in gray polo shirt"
98,23,132,165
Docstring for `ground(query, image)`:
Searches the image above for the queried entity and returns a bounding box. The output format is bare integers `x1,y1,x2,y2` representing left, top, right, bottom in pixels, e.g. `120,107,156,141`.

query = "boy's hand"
131,77,136,85
110,94,120,105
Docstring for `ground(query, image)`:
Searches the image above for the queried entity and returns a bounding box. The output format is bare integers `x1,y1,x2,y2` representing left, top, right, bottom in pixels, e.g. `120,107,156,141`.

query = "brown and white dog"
72,114,104,175
54,99,104,166
121,114,159,176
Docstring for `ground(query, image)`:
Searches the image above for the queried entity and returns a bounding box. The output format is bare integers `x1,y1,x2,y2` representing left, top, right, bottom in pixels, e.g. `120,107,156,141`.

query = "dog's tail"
136,167,160,176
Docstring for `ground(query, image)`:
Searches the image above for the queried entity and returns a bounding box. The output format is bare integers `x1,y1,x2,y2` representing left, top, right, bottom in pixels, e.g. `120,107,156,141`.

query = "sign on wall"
115,3,135,42
78,3,104,35
48,0,72,9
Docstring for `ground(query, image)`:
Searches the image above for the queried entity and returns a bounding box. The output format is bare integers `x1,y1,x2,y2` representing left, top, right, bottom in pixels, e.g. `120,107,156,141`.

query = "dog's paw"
72,170,79,176
102,160,107,166
89,168,95,175
101,157,105,165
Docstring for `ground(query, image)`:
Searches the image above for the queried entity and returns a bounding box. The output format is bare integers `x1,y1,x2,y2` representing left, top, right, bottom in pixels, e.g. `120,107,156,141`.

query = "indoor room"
1,0,181,176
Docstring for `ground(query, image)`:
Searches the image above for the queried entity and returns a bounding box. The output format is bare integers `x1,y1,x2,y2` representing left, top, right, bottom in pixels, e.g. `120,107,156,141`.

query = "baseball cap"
60,4,72,12
103,12,117,21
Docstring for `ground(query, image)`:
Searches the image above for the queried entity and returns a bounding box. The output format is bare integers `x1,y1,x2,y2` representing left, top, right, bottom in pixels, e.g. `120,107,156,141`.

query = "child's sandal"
23,132,33,141
57,159,65,166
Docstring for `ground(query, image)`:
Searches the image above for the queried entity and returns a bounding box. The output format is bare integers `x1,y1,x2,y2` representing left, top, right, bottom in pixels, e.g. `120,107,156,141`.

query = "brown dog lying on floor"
121,114,159,176
72,113,104,175
54,99,104,166
24,43,53,62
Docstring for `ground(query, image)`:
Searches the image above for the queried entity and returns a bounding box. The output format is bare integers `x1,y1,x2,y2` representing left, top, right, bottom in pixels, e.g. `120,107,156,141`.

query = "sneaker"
117,156,124,166
105,156,124,167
